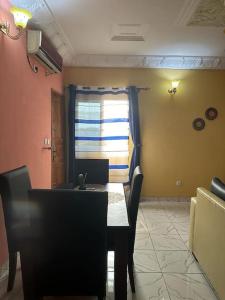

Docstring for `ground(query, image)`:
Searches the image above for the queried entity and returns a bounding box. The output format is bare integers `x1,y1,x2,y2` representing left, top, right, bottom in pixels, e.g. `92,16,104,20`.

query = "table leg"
20,245,40,300
114,229,128,300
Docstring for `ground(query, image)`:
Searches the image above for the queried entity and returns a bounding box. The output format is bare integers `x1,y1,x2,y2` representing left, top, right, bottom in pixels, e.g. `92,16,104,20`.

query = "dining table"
75,182,130,300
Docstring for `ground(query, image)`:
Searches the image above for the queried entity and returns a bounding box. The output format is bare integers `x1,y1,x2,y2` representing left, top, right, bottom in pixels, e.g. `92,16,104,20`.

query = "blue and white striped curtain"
75,86,129,182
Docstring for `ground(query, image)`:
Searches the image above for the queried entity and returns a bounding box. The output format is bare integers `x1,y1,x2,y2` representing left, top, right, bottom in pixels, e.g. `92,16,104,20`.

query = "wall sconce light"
168,80,180,95
0,6,32,40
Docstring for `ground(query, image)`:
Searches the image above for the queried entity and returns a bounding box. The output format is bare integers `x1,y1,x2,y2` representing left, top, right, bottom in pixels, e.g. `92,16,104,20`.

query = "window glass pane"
75,94,129,182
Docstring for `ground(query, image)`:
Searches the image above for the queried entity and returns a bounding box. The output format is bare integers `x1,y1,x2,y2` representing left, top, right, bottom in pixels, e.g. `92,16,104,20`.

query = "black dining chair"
21,189,108,300
108,165,143,293
0,165,31,292
75,159,109,185
126,166,143,293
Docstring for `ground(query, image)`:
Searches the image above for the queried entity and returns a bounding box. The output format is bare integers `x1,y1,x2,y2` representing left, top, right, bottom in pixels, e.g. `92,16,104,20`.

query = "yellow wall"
64,67,225,197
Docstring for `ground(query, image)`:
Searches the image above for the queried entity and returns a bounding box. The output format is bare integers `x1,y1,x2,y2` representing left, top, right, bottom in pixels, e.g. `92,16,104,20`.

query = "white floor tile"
167,214,190,223
128,272,170,300
147,222,178,235
151,234,187,251
164,273,219,300
107,251,114,271
173,223,190,235
0,272,23,300
135,233,154,250
143,213,171,223
134,250,161,272
156,251,202,273
136,217,149,234
179,234,190,249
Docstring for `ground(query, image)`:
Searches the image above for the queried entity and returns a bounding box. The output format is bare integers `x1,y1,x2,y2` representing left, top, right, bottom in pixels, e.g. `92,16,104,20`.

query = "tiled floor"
0,200,219,300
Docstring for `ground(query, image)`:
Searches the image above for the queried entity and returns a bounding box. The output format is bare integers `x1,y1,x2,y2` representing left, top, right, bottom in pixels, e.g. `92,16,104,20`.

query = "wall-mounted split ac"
27,30,63,74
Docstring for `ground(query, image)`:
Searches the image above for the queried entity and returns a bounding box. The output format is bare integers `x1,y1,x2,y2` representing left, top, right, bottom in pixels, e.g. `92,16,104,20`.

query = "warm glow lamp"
0,6,32,40
10,6,32,29
168,80,180,95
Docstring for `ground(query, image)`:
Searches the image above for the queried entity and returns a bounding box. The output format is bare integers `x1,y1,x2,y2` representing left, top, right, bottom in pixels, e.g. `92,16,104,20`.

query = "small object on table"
78,173,87,190
85,187,96,191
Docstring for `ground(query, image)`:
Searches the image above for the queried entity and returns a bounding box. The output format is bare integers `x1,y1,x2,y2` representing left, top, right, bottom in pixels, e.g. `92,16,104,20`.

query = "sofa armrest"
197,187,225,211
189,197,197,251
192,187,225,300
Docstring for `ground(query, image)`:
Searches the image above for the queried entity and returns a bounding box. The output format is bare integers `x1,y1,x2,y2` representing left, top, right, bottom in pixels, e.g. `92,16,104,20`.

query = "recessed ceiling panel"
188,0,225,27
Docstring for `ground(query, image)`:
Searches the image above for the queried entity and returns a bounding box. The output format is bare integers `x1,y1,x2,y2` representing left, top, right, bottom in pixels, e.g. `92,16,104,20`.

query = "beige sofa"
189,187,225,300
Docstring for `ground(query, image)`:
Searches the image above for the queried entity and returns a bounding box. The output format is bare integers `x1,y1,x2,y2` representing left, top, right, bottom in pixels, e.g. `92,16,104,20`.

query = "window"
75,88,129,182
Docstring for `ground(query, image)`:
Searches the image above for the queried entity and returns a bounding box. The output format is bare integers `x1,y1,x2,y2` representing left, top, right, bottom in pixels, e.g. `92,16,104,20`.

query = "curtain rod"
137,87,150,91
76,86,150,91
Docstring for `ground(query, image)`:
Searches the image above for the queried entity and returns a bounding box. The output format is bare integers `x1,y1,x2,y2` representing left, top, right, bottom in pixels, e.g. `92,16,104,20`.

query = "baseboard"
141,196,190,202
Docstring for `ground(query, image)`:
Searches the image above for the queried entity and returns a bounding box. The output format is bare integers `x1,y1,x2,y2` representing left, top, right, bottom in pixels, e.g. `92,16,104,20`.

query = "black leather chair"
75,159,109,185
126,166,143,293
21,189,108,300
108,165,143,293
0,165,31,292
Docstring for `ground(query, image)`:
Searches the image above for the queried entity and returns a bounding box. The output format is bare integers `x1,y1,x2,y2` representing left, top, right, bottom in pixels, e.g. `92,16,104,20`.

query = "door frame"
51,89,66,188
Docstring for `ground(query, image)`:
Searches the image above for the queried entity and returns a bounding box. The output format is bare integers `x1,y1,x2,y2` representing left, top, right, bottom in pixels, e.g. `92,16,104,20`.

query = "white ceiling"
11,0,225,69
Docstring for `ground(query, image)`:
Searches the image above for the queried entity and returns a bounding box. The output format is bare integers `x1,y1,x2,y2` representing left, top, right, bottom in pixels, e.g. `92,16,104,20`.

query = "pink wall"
0,0,63,264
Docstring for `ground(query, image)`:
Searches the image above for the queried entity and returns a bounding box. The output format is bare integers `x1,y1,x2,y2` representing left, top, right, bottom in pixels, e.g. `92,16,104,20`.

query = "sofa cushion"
211,177,225,201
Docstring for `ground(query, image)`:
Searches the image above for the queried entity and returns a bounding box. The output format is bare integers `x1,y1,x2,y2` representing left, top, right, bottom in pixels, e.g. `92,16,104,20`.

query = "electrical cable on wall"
26,54,38,73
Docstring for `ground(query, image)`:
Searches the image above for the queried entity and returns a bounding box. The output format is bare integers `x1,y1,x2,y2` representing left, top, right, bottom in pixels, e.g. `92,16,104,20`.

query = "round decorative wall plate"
192,118,205,131
205,107,218,120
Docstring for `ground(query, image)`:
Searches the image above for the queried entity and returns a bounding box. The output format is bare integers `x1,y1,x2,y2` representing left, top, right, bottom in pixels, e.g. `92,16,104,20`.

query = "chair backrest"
126,166,143,253
75,159,109,185
23,189,108,297
0,166,31,250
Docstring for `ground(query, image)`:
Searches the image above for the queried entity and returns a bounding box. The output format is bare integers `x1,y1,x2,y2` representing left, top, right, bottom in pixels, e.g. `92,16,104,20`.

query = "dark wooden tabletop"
75,183,129,228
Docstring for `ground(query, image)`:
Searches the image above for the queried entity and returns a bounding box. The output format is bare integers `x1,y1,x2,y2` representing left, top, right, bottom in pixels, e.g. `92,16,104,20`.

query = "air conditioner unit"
27,30,63,73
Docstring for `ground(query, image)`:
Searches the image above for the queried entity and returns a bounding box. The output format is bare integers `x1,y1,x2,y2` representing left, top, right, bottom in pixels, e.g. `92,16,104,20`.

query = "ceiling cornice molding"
71,54,225,70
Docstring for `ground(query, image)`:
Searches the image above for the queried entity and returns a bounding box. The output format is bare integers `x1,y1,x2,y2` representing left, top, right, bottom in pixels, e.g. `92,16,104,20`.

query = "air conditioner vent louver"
111,24,146,42
111,35,144,41
27,30,63,73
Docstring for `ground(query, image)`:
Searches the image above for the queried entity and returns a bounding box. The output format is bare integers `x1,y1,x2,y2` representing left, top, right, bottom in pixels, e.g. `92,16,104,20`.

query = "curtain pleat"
68,84,77,184
128,86,141,182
